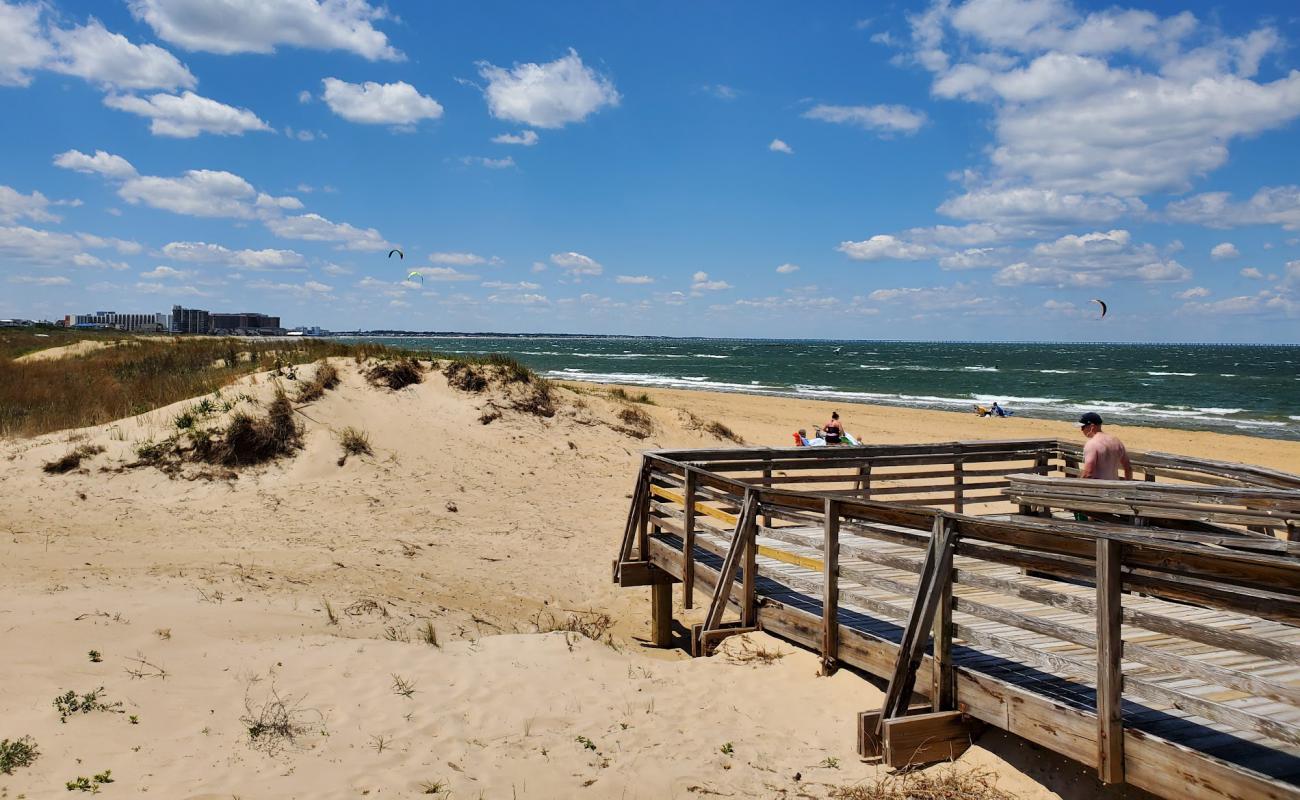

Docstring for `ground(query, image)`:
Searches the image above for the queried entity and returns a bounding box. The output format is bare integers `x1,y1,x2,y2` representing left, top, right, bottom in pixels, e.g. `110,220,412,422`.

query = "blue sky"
2,0,1299,342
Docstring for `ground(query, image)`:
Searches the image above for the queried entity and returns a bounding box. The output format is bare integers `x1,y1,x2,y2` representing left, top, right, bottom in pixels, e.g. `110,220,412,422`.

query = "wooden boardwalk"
614,439,1300,800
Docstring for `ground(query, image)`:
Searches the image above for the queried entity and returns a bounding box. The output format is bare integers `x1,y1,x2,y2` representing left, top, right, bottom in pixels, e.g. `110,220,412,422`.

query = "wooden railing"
614,441,1300,800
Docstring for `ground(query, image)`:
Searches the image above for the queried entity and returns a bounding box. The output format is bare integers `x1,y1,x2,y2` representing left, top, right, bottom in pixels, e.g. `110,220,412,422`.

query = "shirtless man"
1078,412,1131,480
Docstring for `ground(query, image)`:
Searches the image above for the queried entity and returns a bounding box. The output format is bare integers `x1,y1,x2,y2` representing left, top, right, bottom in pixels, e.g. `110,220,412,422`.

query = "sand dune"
3,357,1268,797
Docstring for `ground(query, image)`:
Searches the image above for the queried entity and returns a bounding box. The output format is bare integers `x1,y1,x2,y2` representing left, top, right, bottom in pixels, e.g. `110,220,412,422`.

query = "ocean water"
340,337,1300,442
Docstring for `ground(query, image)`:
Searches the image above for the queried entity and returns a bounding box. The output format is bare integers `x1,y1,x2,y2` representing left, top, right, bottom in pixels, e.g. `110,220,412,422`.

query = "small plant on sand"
129,715,139,725
723,637,786,665
720,742,734,756
366,358,424,390
442,361,488,392
191,389,303,467
322,599,338,625
88,650,102,663
53,687,122,722
419,779,449,796
608,387,655,405
66,770,114,792
42,444,105,474
830,766,1017,800
419,620,439,647
0,736,39,775
336,426,372,466
391,674,417,698
821,756,840,769
370,734,391,753
241,685,320,755
704,421,744,444
295,360,341,402
614,405,653,439
576,735,597,751
532,609,613,642
154,627,171,640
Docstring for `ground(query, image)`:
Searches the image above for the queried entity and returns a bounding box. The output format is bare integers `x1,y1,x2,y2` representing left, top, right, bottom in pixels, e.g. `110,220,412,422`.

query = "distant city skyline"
2,0,1299,342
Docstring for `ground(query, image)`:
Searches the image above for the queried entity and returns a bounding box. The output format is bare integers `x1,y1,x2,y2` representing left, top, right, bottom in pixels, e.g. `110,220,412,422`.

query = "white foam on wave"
544,369,779,393
1147,371,1197,376
963,366,998,372
1039,369,1074,374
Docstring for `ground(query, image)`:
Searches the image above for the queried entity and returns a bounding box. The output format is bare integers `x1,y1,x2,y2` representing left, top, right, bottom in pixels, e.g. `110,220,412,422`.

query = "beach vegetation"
391,674,417,698
42,444,105,474
366,357,425,390
419,779,450,796
720,741,734,756
532,608,613,644
830,766,1016,800
576,735,597,751
336,426,372,464
295,360,341,402
88,650,102,663
608,387,655,405
191,390,302,466
420,620,440,647
0,330,424,439
614,405,653,438
371,734,392,753
53,687,122,722
242,686,319,755
66,770,114,792
322,599,338,626
0,736,39,775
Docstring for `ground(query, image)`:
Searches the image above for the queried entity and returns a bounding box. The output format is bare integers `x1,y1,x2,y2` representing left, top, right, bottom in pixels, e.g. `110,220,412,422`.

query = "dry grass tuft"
241,686,321,755
42,444,105,474
366,358,424,391
830,766,1017,800
705,421,744,444
0,328,421,438
336,426,372,465
192,390,302,466
295,360,341,402
608,387,655,405
722,637,787,665
442,361,488,392
613,405,654,439
532,608,614,641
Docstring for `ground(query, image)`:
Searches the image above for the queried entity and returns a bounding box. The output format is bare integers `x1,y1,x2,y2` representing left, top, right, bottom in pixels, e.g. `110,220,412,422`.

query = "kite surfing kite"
388,248,404,260
407,270,423,284
1091,298,1108,319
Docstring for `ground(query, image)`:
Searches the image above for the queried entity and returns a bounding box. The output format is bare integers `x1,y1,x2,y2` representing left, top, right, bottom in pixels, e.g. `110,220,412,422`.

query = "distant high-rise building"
171,305,211,334
73,311,168,332
210,312,282,335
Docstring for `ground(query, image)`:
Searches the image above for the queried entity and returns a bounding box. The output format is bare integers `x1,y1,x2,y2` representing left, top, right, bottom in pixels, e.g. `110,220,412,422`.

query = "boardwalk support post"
822,498,840,675
682,467,697,609
693,489,759,656
1097,537,1125,784
651,582,673,647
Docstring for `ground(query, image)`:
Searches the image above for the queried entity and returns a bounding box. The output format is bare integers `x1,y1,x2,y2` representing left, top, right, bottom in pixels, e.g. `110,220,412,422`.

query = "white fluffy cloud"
1210,242,1239,260
53,149,138,179
838,234,942,261
803,103,928,135
409,267,478,282
429,252,500,266
128,0,400,60
0,185,59,224
550,251,602,276
321,78,443,126
49,19,195,90
775,263,800,274
691,271,732,292
105,91,271,137
769,139,794,154
461,156,515,169
1165,186,1300,230
265,213,388,251
478,49,620,129
0,2,52,87
0,224,136,267
1241,267,1265,279
615,275,654,284
911,1,1300,198
938,187,1139,224
119,170,297,218
9,275,71,286
1176,286,1210,300
492,130,539,146
160,241,306,270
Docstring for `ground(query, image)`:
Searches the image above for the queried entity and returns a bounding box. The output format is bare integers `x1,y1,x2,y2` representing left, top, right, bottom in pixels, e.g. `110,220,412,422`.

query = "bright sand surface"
3,358,1297,798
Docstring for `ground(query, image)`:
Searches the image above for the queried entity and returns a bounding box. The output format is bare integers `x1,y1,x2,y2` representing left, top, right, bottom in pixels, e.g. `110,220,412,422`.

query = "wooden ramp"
614,441,1300,800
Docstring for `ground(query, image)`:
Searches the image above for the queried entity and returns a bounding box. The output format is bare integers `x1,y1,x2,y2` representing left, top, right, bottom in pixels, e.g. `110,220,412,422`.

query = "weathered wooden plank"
1097,538,1125,784
883,710,972,766
823,499,840,675
683,468,697,609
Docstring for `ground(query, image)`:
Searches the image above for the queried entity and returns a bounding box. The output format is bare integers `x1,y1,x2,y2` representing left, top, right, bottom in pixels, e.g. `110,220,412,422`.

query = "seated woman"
822,411,844,444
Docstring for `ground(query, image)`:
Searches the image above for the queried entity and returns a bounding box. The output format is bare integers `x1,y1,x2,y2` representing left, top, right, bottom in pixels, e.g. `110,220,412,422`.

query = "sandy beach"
3,355,1296,798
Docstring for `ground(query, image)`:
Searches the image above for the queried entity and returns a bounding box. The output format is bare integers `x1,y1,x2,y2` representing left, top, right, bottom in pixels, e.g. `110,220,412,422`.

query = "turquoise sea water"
339,337,1300,443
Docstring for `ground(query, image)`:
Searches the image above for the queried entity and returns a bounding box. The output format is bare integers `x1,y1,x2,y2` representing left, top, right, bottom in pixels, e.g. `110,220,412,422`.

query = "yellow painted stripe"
649,484,824,571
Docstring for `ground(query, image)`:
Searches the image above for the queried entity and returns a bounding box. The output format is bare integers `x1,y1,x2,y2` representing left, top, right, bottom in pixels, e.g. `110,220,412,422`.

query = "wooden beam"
931,555,954,712
617,561,678,587
651,582,672,647
683,468,697,609
823,498,840,675
1096,537,1124,784
883,710,973,767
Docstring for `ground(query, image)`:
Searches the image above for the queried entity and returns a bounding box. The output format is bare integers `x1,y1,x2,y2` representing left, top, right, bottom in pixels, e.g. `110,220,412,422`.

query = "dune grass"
0,331,417,438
